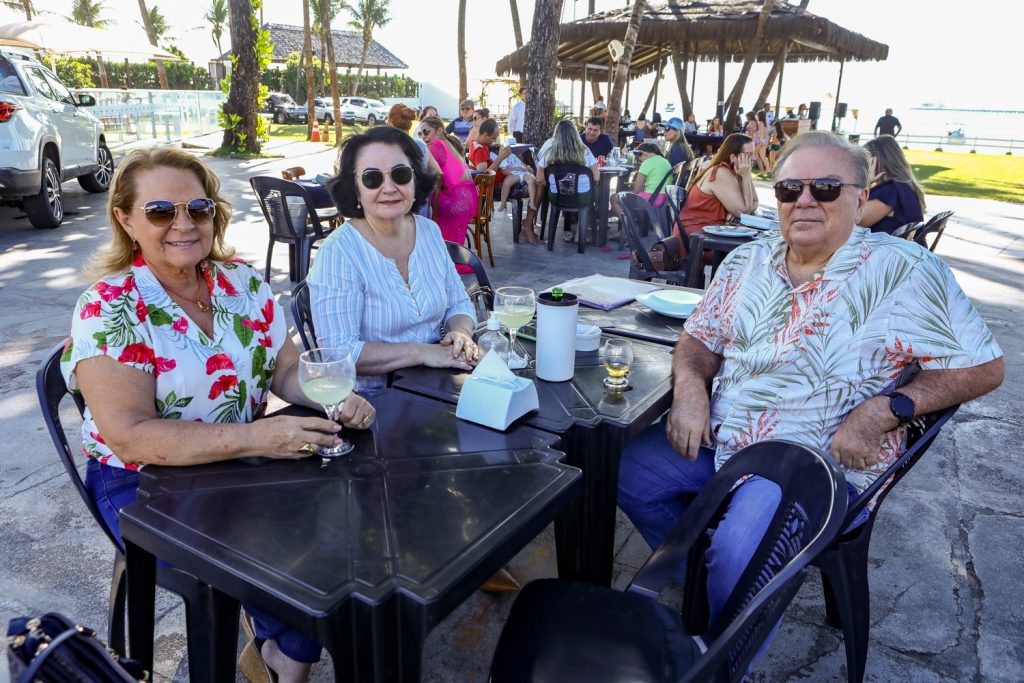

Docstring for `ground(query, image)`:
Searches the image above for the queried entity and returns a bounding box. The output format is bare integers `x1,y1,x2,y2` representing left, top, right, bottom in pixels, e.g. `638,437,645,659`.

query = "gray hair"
773,130,870,188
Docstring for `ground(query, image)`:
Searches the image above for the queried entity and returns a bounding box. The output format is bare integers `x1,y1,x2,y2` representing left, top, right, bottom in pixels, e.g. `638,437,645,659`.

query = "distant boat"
945,123,967,141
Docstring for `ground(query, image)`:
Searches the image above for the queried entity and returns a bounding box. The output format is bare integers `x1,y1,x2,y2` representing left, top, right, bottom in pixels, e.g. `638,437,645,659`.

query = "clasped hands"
424,329,479,371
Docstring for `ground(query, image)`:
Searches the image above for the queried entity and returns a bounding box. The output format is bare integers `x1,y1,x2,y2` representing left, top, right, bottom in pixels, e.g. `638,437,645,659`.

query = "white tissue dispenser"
456,352,539,430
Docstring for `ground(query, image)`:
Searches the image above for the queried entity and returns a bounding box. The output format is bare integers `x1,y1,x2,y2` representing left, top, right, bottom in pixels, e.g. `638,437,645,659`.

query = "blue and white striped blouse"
307,213,476,390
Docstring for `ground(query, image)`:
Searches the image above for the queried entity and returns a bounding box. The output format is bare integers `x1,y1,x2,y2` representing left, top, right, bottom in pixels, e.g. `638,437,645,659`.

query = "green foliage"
55,57,95,88
54,56,212,90
220,0,272,154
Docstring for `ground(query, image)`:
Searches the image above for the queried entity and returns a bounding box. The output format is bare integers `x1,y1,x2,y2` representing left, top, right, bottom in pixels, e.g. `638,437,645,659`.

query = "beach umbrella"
0,21,180,61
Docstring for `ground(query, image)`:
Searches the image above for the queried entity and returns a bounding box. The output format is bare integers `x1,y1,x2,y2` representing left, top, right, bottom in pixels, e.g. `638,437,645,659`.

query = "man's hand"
496,146,512,162
666,399,712,461
832,397,895,470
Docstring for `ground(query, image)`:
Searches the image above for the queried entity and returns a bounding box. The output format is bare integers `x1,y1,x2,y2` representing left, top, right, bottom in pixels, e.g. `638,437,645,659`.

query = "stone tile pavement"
0,138,1020,682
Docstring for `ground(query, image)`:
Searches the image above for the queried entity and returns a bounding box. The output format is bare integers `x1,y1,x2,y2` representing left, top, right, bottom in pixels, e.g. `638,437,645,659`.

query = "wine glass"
494,286,536,368
609,147,623,166
602,338,633,390
298,347,356,457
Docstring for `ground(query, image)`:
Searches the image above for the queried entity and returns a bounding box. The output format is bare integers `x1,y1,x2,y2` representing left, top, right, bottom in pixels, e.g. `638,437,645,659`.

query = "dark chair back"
545,163,596,210
890,221,922,241
250,176,331,282
289,281,317,351
445,240,493,319
614,192,689,285
914,210,954,252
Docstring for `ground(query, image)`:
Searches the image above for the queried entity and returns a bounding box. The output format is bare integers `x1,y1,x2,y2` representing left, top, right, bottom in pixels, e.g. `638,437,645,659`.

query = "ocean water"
844,107,1024,153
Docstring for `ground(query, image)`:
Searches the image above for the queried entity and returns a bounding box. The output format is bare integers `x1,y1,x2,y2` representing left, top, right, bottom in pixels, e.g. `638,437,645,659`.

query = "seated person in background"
705,116,724,154
466,107,490,147
676,133,758,240
683,113,699,135
419,105,439,121
445,99,476,143
664,117,694,167
859,135,926,234
310,127,479,393
797,103,808,119
469,119,540,241
632,142,673,208
536,119,600,243
631,113,649,147
783,107,797,120
580,116,615,159
64,148,377,683
619,131,1004,669
418,116,478,253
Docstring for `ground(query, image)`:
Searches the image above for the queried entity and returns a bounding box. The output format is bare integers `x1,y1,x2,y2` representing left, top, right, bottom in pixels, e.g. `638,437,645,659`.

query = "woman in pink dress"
418,116,478,251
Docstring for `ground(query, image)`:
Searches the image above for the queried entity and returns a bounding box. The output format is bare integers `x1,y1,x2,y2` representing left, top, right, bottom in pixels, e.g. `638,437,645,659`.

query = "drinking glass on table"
602,338,633,390
494,286,536,367
298,347,356,457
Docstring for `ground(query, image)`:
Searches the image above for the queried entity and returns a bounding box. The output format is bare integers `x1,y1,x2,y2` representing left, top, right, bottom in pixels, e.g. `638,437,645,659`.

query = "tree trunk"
508,0,523,48
753,40,789,117
303,0,315,140
136,0,169,89
96,57,109,89
351,31,371,96
523,0,563,146
724,0,775,127
669,42,693,120
221,0,260,153
21,0,32,20
605,0,644,139
457,0,468,102
320,0,342,145
590,80,601,106
640,56,663,117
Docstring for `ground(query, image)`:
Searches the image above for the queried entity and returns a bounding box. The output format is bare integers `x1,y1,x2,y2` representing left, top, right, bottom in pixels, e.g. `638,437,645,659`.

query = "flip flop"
238,612,278,683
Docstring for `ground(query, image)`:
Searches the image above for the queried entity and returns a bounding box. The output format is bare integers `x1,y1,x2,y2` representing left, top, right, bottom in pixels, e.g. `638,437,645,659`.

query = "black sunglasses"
773,178,861,203
134,198,216,227
360,164,414,190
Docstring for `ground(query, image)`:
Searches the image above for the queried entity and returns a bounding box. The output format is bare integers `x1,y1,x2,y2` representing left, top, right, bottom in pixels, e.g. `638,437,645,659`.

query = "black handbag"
7,613,147,682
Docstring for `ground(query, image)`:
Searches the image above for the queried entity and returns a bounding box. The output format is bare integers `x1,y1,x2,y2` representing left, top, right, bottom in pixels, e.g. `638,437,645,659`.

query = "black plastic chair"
445,240,494,320
890,220,922,241
913,210,954,252
613,192,689,285
812,404,960,683
541,163,596,254
490,440,847,683
250,176,335,283
35,343,239,671
289,280,317,351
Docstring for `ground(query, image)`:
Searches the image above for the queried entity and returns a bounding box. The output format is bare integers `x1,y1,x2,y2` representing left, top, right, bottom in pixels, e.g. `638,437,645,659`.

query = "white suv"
339,97,388,126
0,51,113,229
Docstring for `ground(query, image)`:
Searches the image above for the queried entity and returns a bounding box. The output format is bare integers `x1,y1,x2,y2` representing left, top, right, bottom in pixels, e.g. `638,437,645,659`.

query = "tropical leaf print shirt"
684,227,1001,493
61,256,286,470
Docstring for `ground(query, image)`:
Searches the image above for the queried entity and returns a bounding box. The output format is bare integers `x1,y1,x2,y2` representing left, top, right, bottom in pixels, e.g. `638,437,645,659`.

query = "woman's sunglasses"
360,165,414,190
773,178,860,203
134,198,216,227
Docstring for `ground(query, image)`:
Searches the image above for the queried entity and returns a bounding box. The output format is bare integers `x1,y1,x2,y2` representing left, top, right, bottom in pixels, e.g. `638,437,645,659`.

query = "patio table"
685,132,726,154
595,165,633,246
685,230,756,288
122,389,580,683
391,332,674,587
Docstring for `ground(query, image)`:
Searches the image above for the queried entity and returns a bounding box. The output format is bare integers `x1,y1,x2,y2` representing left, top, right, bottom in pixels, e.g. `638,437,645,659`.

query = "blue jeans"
617,424,866,648
85,460,323,663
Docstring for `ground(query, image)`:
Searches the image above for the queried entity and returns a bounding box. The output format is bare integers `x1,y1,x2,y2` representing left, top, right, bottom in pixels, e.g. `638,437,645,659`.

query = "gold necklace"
162,269,210,313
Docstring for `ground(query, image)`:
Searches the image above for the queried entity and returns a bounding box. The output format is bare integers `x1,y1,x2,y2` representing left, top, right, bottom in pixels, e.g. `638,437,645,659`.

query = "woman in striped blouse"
308,127,479,392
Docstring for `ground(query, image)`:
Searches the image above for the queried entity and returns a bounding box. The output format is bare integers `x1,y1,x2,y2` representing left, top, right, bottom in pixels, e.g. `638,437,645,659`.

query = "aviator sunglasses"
773,178,861,203
360,164,414,190
133,198,216,227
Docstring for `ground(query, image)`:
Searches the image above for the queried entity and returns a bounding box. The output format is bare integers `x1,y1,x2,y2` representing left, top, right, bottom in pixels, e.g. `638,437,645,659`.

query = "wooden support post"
652,46,662,116
581,65,588,122
717,42,726,120
775,54,785,117
831,58,845,133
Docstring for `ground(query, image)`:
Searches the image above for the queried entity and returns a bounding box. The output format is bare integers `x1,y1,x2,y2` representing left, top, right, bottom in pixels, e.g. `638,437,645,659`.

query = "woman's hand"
421,341,476,371
249,415,343,459
440,329,479,363
336,393,377,430
732,152,754,175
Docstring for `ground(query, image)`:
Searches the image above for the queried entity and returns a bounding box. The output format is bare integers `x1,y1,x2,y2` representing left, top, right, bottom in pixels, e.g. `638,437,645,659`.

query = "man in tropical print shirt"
618,131,1004,653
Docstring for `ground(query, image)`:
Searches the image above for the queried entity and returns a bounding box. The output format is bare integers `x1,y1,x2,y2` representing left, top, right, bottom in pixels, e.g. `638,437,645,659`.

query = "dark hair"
328,127,437,218
420,115,465,156
757,110,767,124
636,142,662,156
387,103,417,131
474,107,490,119
692,133,753,186
585,116,604,129
479,118,499,136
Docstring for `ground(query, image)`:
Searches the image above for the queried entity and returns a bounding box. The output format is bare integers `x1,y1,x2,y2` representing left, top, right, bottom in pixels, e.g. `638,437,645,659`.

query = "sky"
4,0,1023,121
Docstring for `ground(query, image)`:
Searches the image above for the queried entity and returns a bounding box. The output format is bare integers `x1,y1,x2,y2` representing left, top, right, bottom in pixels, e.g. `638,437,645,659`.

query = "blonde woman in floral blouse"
62,148,375,683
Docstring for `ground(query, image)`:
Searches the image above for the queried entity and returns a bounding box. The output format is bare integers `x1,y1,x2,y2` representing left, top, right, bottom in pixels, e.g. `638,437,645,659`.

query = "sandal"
238,612,278,683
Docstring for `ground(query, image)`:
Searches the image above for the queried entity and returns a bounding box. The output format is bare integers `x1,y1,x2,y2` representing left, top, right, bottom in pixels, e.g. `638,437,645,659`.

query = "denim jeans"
617,423,866,646
85,460,323,663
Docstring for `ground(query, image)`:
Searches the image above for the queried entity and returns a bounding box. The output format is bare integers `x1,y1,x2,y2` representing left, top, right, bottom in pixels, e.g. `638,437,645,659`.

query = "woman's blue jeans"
85,459,323,663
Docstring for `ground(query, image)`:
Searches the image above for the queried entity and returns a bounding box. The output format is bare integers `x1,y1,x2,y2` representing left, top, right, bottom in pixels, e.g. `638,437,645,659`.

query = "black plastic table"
391,333,674,587
685,230,755,288
122,390,580,683
596,166,633,246
577,301,689,346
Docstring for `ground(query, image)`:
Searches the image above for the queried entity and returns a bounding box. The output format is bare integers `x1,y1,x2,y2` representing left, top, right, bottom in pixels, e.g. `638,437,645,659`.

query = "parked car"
338,97,389,126
0,50,113,229
296,97,335,124
261,92,307,124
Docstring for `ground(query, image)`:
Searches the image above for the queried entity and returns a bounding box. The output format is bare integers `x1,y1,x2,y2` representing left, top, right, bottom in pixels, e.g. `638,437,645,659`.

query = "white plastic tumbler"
535,291,579,382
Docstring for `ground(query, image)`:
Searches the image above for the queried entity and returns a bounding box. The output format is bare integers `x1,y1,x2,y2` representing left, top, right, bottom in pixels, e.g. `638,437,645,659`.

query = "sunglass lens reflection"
361,166,413,190
773,179,843,203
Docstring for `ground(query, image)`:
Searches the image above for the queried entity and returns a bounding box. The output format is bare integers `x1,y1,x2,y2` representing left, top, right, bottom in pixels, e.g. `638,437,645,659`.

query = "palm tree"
508,0,523,49
342,0,391,97
523,0,562,145
70,0,111,88
605,0,644,138
204,0,229,57
457,0,467,103
136,0,169,89
724,0,776,128
318,0,343,144
221,0,261,153
302,0,316,139
1,0,33,20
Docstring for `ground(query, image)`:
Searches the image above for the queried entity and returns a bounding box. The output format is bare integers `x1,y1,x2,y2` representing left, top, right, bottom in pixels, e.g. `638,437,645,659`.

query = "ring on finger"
360,413,373,427
299,442,317,456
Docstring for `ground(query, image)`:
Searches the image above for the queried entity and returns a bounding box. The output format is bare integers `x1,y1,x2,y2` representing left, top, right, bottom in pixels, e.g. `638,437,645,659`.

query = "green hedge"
54,56,214,90
260,52,417,102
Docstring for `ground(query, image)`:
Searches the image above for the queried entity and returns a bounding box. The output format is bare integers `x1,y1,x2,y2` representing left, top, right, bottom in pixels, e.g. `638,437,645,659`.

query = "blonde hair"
864,135,927,212
91,148,234,278
546,119,588,166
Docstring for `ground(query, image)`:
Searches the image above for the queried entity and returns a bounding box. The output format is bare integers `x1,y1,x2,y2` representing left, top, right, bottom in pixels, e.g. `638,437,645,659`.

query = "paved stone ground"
0,138,1020,682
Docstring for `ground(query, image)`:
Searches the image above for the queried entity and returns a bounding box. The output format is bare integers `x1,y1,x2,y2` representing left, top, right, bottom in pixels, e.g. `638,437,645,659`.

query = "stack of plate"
703,225,759,238
635,290,703,319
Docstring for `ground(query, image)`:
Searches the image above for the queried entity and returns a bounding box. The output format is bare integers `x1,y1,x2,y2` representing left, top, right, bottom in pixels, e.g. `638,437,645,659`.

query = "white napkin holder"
456,352,539,430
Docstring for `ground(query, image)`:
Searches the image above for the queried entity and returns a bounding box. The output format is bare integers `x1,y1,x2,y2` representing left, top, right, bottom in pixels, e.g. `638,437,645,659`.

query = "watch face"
890,393,915,420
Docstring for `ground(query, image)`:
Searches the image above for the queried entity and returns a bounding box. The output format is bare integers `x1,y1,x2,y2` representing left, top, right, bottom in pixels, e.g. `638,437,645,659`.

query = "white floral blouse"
62,256,286,470
684,228,1002,493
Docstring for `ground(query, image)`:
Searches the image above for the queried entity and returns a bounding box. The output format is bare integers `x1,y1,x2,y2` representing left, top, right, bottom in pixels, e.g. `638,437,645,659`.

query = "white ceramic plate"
636,290,703,319
703,225,758,238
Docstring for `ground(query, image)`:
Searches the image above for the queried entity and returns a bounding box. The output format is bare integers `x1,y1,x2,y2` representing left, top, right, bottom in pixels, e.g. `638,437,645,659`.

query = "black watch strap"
885,391,915,425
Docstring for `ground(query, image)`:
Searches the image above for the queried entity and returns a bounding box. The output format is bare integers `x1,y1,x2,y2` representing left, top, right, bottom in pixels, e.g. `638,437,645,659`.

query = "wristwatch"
884,391,915,425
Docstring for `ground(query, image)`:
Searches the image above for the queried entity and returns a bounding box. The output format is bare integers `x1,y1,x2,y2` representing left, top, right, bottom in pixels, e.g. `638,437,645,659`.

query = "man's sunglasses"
773,178,861,203
134,198,216,227
360,164,414,190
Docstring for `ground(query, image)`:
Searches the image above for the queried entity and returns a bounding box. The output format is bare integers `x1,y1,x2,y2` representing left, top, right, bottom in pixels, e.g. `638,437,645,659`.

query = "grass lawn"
266,122,370,145
904,150,1024,204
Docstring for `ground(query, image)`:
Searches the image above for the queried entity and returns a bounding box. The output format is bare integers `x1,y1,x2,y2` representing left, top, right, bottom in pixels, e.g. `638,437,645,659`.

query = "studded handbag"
7,613,147,682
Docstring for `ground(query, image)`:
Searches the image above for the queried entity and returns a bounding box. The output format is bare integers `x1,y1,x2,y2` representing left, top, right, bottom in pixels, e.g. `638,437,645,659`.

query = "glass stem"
509,328,518,358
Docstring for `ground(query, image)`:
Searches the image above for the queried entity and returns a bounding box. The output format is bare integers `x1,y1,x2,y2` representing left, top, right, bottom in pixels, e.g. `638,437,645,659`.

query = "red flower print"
258,336,272,347
208,374,238,399
80,301,102,319
136,298,148,323
89,431,107,445
172,317,189,333
261,298,274,324
154,357,177,376
216,270,237,296
132,254,146,267
118,342,156,366
206,353,235,374
125,462,140,472
242,317,269,333
93,282,124,302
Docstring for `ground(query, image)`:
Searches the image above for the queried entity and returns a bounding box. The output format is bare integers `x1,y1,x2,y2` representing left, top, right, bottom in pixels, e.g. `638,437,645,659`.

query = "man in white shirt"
508,87,526,143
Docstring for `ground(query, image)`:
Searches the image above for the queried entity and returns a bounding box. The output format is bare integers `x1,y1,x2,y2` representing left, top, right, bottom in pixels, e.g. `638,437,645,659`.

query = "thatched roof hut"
217,23,408,71
495,0,888,81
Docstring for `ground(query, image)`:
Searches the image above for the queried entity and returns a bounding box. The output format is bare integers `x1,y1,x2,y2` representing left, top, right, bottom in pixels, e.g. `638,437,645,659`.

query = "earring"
356,201,361,210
